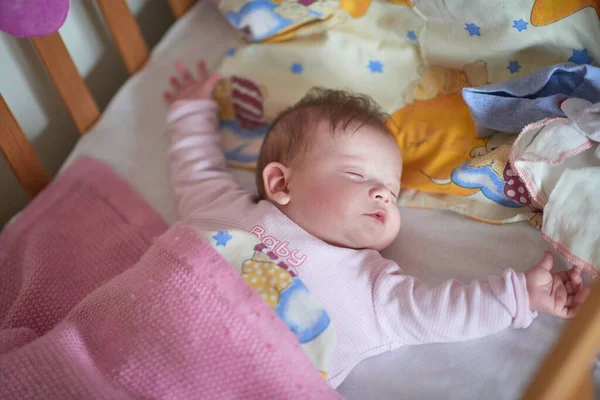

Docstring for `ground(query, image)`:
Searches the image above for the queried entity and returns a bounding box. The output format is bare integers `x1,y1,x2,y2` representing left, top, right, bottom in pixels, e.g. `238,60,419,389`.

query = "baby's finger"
565,280,577,295
564,294,575,307
553,281,567,308
560,287,591,319
170,76,182,91
163,91,174,105
534,251,554,272
555,270,572,289
560,306,577,319
569,266,583,287
197,60,208,83
564,267,581,294
175,60,193,82
555,268,571,280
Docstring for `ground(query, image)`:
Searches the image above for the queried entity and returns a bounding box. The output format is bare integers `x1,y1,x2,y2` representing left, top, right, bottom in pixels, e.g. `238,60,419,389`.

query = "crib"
1,0,599,398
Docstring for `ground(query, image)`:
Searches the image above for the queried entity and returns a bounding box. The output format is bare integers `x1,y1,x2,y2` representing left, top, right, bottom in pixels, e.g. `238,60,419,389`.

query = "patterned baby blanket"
212,0,599,225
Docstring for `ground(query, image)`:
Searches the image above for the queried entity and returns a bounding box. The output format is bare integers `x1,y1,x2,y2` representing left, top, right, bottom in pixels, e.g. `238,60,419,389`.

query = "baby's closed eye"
345,171,366,180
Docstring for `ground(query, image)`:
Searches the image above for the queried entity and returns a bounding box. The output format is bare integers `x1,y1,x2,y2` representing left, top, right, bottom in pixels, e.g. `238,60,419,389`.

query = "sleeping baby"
163,60,590,388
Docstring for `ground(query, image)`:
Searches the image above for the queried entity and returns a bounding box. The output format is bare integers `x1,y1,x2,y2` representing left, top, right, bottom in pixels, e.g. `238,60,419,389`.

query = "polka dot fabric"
242,260,293,309
503,163,537,210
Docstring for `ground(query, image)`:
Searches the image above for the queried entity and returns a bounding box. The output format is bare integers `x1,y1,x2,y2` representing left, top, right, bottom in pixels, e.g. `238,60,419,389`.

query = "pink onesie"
167,99,536,388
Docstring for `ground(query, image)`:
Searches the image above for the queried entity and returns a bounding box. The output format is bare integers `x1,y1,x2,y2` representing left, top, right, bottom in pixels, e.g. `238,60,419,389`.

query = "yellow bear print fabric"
212,0,598,225
390,62,488,196
390,60,539,223
390,94,485,196
242,255,293,308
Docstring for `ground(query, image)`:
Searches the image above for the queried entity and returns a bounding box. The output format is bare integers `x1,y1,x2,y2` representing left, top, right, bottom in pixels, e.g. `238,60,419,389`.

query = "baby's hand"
525,251,590,319
163,59,221,105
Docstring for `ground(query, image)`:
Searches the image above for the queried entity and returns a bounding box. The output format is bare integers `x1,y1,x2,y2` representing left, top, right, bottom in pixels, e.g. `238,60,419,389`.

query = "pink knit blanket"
0,157,338,399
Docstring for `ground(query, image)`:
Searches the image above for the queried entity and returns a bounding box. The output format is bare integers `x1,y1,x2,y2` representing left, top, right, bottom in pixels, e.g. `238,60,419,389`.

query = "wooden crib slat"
96,0,149,75
575,373,594,400
168,0,197,19
522,279,600,400
31,33,100,135
0,94,50,198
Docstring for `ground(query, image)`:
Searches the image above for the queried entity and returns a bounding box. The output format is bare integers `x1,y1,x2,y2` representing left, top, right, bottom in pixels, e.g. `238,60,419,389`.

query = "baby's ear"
262,162,291,205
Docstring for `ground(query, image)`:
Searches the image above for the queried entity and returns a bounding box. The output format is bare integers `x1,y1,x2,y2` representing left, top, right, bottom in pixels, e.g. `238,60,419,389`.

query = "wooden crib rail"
25,0,198,139
1,0,198,200
1,0,197,199
31,33,100,135
0,94,50,198
30,0,153,135
96,0,149,75
523,277,600,400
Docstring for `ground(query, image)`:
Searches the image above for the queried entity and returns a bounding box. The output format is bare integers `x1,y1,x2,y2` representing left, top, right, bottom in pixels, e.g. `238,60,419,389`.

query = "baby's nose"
370,187,390,203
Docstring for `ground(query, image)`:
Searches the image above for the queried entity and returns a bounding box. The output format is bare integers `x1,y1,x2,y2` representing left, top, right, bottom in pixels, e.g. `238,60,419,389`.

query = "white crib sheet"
62,1,597,398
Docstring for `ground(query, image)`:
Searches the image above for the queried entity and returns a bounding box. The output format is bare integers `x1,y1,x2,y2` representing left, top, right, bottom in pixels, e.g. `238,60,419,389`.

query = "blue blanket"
462,63,600,135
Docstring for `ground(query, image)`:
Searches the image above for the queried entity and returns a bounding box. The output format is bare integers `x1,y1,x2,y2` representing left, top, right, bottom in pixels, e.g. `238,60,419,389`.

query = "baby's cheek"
389,208,402,235
325,183,354,212
315,191,344,220
299,186,337,220
309,175,357,219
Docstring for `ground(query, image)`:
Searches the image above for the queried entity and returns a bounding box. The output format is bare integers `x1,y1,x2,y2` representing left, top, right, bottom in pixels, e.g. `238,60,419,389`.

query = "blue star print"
368,60,383,73
406,30,417,41
226,48,237,57
512,19,528,32
465,23,481,36
213,231,232,247
507,60,521,74
290,62,303,74
568,49,594,65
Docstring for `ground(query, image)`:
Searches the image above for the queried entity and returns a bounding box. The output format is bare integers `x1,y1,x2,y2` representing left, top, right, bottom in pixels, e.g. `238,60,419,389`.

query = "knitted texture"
0,157,339,400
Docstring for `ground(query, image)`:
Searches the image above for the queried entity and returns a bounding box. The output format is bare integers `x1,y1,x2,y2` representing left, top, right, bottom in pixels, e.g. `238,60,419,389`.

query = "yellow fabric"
390,95,484,196
242,257,293,309
214,0,599,225
339,0,372,17
387,0,413,6
531,0,599,25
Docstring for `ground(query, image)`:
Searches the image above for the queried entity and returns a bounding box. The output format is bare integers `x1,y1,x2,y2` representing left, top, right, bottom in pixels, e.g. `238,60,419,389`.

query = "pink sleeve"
373,262,536,346
167,99,248,221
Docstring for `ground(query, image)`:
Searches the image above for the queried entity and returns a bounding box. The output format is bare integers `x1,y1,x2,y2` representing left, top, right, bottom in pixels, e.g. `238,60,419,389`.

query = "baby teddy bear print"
203,229,336,379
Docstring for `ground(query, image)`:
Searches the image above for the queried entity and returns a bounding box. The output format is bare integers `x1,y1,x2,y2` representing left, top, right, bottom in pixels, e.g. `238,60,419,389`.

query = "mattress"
62,1,598,398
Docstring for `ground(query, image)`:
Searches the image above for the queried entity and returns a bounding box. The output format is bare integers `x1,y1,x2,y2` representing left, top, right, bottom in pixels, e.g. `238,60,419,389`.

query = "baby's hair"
256,87,392,200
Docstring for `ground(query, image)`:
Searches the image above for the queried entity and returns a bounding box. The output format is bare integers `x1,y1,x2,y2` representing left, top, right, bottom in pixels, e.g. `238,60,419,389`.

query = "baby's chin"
363,239,394,252
361,231,399,251
336,233,398,252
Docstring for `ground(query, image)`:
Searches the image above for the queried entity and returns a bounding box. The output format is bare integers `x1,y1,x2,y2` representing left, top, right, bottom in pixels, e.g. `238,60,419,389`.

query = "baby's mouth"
366,210,387,224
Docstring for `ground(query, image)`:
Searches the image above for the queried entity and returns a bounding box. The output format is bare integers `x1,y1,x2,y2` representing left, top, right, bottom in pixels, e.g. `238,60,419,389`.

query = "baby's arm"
373,263,533,346
165,61,248,221
373,252,587,346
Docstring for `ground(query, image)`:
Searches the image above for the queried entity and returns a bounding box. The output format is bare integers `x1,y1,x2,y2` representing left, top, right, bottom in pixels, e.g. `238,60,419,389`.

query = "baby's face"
284,122,402,251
